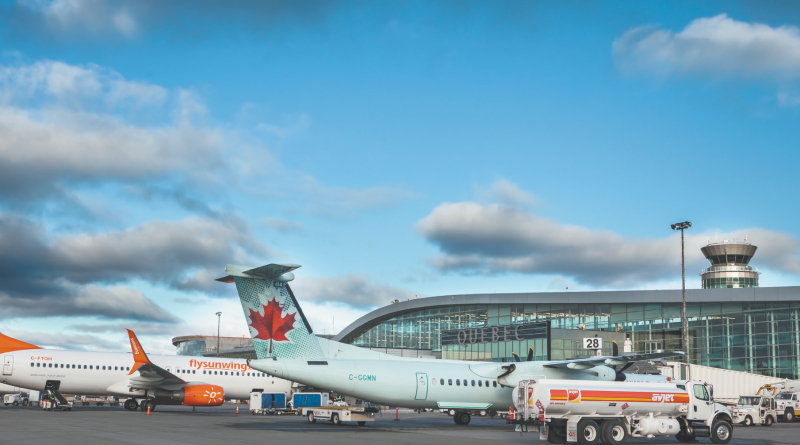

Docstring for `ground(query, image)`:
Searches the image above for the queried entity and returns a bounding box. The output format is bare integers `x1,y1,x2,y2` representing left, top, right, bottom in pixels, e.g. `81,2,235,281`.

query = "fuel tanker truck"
509,379,733,445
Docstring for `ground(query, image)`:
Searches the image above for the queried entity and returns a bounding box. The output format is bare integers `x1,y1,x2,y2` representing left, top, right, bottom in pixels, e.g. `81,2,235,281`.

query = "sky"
1,0,799,354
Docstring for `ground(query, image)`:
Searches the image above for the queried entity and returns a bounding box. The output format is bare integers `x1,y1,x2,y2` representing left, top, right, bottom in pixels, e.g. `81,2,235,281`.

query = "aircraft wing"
543,351,686,370
125,329,186,389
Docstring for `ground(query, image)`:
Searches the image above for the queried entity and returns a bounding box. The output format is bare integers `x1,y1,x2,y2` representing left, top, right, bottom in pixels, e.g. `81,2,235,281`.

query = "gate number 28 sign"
583,338,602,350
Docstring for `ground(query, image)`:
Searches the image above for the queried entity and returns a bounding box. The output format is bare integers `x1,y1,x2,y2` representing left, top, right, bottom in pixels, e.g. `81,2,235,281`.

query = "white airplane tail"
217,264,325,360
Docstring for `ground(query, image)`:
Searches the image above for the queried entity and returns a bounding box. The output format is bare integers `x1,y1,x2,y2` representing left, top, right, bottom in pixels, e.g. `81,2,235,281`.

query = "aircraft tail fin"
0,332,41,355
217,263,325,360
126,329,153,375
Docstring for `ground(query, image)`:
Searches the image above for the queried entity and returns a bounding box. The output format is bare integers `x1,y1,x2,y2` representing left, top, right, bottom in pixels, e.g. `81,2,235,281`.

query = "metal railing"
700,266,760,274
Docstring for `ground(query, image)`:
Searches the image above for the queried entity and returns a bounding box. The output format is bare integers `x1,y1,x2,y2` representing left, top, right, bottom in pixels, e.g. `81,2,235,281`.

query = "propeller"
614,362,635,381
527,347,534,362
511,352,521,362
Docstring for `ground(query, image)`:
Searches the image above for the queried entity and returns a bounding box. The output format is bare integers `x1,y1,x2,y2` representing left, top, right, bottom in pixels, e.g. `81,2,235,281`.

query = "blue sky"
1,1,799,354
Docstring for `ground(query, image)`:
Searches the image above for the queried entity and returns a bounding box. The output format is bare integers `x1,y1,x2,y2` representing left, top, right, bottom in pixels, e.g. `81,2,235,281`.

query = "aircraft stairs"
44,381,71,410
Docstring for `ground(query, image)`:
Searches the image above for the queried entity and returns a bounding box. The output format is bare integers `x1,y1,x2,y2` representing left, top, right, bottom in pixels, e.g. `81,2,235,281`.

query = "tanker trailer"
509,379,732,445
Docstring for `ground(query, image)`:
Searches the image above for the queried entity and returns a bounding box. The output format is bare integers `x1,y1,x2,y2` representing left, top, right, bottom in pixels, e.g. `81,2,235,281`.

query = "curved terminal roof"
333,286,800,343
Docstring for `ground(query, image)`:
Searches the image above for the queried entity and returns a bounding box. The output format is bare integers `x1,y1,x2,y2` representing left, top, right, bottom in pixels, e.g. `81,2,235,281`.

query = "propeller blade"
527,347,534,362
511,352,521,363
618,362,635,374
612,340,619,357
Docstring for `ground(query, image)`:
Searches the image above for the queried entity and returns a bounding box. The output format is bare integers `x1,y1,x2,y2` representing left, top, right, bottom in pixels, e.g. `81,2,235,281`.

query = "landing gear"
452,411,471,425
124,399,138,411
140,400,156,412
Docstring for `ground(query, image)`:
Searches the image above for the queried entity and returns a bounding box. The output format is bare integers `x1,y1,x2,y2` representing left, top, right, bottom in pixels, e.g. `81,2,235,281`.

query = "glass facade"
175,340,206,356
703,277,759,289
346,301,800,379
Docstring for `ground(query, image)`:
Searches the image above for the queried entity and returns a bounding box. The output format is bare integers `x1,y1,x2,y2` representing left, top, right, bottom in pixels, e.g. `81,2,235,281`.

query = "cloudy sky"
1,0,799,354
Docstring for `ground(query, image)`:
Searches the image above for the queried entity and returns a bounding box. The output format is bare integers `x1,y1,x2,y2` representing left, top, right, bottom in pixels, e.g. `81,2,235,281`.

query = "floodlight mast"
216,311,222,357
671,221,692,363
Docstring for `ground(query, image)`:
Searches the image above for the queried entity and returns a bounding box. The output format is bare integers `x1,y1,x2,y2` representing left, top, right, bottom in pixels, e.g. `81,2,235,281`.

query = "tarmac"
2,403,799,444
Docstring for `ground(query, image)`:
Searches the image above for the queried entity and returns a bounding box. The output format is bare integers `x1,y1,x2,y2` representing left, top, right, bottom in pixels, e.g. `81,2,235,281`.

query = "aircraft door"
415,372,428,400
3,355,12,375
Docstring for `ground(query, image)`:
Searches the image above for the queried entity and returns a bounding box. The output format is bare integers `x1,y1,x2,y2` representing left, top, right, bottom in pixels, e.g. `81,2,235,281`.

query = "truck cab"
774,392,800,422
733,395,778,426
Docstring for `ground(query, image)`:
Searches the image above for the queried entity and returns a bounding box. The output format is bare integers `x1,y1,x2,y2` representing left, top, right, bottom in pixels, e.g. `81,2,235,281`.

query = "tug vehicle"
732,395,779,426
509,379,733,444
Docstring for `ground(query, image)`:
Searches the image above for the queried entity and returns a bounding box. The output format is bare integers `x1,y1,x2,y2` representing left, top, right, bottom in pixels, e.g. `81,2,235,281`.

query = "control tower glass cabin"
700,240,760,289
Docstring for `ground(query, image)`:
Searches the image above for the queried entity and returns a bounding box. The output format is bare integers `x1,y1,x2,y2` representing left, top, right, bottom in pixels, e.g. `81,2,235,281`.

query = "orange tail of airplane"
0,332,42,355
126,329,153,375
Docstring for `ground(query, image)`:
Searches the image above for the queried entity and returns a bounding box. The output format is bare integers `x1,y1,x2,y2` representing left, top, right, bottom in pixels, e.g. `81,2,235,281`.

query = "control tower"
700,238,760,289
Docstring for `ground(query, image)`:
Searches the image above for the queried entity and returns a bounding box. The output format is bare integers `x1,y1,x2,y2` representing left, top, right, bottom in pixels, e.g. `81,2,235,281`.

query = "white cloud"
290,274,422,309
475,178,537,207
614,14,800,79
261,217,304,233
20,0,139,38
417,200,800,287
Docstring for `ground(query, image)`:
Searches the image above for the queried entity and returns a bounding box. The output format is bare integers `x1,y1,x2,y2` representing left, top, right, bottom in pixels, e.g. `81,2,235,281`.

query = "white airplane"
218,263,685,425
0,329,292,412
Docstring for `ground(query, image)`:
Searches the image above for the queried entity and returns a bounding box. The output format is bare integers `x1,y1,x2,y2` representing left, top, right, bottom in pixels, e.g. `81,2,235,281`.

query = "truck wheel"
675,432,696,443
601,420,628,445
710,420,732,444
251,410,256,415
577,419,600,445
785,410,795,422
332,413,341,425
13,401,19,406
307,412,316,423
743,415,753,427
22,400,28,406
764,416,774,427
358,421,366,426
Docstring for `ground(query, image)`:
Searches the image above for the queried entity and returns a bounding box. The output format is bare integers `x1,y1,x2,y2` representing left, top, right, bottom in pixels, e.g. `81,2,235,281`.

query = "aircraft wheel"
332,413,341,425
124,399,138,411
307,412,316,423
458,412,471,425
453,411,462,424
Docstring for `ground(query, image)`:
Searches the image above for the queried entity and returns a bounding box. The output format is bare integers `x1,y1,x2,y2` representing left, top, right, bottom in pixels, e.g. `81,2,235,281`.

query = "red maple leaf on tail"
248,299,297,354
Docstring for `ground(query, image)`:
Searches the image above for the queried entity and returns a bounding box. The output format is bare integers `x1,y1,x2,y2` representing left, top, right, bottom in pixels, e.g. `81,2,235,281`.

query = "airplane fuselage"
1,349,290,400
250,358,627,409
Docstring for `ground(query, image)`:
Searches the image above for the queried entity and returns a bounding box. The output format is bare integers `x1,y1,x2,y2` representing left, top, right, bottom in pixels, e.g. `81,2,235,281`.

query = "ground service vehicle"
250,392,288,415
774,392,800,422
510,379,733,444
4,393,29,406
732,395,778,426
291,392,329,411
303,405,377,426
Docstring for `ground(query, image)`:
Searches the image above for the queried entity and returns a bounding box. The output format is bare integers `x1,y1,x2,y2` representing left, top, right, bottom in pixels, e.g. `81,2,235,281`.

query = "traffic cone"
147,405,150,415
236,406,239,414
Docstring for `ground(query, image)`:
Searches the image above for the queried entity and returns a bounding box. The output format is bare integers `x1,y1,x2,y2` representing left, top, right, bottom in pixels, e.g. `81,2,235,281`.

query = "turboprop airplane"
218,263,686,425
0,330,292,412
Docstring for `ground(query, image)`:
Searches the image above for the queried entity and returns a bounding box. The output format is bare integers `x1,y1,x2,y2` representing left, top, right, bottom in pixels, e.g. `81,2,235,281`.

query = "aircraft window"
114,366,117,371
225,371,228,375
448,379,452,386
471,380,475,386
48,363,52,368
126,367,129,371
456,379,460,386
440,379,445,385
214,371,218,375
478,380,482,387
102,366,106,370
193,370,196,374
90,365,93,369
493,381,497,387
84,365,88,369
203,370,206,375
31,363,34,367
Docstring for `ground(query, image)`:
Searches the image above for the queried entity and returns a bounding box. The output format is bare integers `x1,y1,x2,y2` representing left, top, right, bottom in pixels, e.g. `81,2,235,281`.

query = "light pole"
671,221,692,362
215,311,222,357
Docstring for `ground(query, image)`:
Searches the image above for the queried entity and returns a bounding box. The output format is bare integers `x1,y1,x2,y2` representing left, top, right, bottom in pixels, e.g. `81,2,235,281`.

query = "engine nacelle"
155,385,225,406
182,385,224,406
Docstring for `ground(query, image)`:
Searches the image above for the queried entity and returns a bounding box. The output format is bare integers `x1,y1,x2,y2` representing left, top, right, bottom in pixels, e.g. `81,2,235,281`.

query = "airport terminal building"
175,240,800,380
